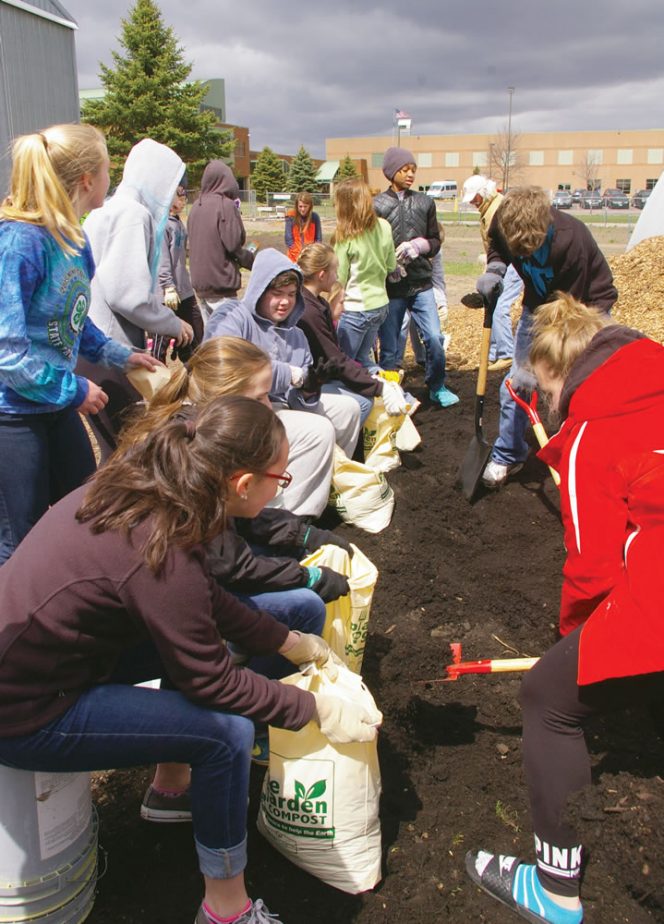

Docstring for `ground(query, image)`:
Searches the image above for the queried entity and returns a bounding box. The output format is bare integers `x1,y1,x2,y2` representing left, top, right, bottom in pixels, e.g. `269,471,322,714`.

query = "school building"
325,129,664,196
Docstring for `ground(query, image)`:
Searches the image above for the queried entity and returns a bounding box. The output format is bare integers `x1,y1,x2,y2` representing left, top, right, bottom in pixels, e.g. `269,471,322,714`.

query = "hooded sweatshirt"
84,139,185,348
538,329,664,685
188,161,254,298
204,249,318,412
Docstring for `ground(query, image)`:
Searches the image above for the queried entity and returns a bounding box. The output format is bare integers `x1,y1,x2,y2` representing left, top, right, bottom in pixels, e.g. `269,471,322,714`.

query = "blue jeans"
0,408,96,565
379,288,446,390
398,312,427,366
337,305,388,372
492,306,537,466
322,381,373,427
489,265,521,361
0,644,254,879
232,587,326,679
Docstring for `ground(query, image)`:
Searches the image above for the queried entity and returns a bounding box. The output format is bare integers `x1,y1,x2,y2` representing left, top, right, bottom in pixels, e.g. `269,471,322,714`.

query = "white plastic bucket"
0,767,97,923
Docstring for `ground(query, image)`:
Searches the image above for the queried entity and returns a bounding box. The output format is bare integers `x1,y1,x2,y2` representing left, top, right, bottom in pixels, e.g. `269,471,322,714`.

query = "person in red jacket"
466,293,664,924
284,191,322,262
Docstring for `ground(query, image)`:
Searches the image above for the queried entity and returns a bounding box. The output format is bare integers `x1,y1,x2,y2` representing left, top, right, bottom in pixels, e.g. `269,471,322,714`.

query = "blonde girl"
332,178,396,372
0,123,157,564
284,191,322,262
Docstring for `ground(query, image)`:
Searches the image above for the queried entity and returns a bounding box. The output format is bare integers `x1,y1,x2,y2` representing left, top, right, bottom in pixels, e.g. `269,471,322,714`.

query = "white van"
426,180,458,200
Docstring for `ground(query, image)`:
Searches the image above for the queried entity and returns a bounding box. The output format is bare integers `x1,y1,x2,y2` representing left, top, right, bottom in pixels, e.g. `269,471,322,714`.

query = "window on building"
646,178,658,190
371,153,383,168
472,151,487,167
445,152,459,168
587,149,603,165
529,150,544,166
616,179,631,194
558,150,573,166
647,149,664,164
617,149,633,165
417,152,432,168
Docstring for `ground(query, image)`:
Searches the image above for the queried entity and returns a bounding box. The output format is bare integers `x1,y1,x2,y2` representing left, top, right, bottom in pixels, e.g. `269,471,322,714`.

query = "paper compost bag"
362,397,404,473
125,363,173,400
257,665,382,894
300,543,377,673
329,446,394,534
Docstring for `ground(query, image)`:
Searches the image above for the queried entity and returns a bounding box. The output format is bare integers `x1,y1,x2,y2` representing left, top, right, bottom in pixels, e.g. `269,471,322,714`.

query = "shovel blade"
458,435,492,501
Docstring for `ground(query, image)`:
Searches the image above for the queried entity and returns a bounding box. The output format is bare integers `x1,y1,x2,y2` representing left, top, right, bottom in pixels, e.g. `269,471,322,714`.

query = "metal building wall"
0,0,79,197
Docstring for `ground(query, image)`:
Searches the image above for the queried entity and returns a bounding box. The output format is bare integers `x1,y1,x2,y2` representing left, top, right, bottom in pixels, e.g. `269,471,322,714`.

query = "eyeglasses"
230,470,293,490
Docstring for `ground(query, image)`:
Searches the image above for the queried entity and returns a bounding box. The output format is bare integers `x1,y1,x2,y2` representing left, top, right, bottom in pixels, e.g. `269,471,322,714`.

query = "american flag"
395,109,410,120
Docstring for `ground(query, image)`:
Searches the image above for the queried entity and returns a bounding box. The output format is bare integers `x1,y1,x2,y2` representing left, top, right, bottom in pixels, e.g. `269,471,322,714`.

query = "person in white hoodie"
78,139,194,458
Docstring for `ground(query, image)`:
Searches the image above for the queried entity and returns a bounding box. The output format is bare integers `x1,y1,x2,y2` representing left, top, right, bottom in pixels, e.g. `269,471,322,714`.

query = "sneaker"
195,899,282,924
482,460,524,488
429,385,459,408
487,357,513,372
251,734,269,767
465,850,583,924
140,784,192,823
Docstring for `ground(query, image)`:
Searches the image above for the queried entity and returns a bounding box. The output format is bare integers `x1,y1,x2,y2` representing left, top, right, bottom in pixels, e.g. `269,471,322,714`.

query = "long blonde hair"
1,123,108,255
119,336,272,446
530,291,611,379
333,178,377,243
297,242,335,280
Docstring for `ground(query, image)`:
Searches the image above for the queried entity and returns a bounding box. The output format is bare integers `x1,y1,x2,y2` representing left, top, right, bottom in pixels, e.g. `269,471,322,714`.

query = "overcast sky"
62,0,664,159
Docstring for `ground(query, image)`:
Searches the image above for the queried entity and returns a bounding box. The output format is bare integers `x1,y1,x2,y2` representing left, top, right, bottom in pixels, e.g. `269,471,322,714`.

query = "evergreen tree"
287,146,319,192
252,147,287,202
82,0,232,186
336,155,358,181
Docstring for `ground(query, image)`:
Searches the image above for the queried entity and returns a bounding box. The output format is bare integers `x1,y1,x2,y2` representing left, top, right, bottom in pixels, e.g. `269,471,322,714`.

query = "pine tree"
252,147,287,202
336,155,358,181
287,146,318,192
82,0,232,186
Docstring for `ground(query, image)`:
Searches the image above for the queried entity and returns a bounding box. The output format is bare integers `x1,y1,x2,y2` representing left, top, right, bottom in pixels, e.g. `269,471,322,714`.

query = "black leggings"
519,625,664,895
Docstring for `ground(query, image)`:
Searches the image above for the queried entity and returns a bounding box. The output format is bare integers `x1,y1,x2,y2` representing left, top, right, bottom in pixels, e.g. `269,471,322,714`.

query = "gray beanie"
382,146,416,181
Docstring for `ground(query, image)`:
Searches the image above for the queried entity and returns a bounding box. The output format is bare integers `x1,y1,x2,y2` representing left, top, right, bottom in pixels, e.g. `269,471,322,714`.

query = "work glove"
163,286,180,311
387,265,407,283
299,525,354,557
282,631,331,669
290,365,305,387
476,261,508,302
396,237,430,264
305,565,350,603
381,379,409,416
302,357,343,391
313,693,381,743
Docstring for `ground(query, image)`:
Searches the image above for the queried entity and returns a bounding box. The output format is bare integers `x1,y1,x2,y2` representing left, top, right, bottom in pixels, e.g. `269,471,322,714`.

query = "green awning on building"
315,161,340,182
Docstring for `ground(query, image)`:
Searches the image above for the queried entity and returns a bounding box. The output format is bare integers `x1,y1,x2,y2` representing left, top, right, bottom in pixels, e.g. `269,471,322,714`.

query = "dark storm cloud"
63,0,664,157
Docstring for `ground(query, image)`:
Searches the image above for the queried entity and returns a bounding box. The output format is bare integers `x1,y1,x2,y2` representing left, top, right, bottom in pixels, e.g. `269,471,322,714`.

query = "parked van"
426,180,458,200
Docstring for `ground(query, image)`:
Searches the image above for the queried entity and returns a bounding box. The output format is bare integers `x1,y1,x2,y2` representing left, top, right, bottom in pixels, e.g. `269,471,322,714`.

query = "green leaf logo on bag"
262,763,335,840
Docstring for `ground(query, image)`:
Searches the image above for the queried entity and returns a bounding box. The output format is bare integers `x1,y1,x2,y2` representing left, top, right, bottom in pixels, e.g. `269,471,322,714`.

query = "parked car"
602,188,630,209
571,188,586,205
552,190,573,209
631,189,652,209
579,190,604,209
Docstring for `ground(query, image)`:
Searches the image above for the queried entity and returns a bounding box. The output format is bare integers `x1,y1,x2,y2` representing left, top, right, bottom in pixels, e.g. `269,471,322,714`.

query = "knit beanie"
382,146,416,181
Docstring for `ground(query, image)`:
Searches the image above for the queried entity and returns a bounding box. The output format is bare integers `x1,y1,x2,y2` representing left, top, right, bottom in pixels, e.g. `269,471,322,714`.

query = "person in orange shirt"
284,192,322,262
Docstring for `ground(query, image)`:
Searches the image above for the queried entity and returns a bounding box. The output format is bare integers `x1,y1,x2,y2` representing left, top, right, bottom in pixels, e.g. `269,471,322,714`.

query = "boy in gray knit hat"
374,147,458,408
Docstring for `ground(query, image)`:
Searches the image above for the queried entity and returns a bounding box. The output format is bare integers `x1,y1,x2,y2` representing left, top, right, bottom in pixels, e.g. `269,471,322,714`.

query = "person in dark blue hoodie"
205,249,362,515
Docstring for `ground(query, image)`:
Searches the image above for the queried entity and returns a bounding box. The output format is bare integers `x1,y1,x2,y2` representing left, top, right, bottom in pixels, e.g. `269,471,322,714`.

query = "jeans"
0,408,96,564
492,306,537,466
0,644,254,879
337,305,388,372
379,288,446,390
322,381,374,427
489,265,521,361
398,312,427,366
232,587,326,679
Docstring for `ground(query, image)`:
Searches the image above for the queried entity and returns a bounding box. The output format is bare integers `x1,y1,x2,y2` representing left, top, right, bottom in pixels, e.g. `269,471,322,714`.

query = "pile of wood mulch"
610,236,664,343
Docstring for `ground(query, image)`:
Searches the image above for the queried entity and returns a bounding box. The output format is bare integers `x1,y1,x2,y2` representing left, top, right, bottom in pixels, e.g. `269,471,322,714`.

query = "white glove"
163,286,180,310
381,380,409,416
313,693,381,743
396,241,419,264
282,632,331,669
290,365,305,388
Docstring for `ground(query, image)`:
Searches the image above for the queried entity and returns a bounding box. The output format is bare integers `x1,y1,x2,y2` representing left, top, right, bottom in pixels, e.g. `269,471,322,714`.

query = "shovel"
457,286,499,500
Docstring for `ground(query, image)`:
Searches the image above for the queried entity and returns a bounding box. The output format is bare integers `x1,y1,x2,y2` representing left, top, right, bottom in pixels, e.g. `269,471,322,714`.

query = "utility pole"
505,86,515,191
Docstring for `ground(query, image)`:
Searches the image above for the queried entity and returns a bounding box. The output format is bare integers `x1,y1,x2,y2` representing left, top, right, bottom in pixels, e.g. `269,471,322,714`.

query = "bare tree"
488,127,524,190
574,152,602,191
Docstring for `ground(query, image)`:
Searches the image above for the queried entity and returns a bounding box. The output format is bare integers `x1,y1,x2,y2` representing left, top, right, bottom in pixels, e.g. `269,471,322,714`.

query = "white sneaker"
482,460,523,488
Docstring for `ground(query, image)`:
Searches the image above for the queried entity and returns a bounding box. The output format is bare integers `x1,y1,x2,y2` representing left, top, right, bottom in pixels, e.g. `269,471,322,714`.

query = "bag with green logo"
362,397,404,473
257,664,382,894
329,446,395,534
300,543,377,674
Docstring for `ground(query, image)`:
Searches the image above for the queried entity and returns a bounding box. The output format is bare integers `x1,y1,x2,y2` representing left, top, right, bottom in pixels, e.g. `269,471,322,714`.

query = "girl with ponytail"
0,123,158,564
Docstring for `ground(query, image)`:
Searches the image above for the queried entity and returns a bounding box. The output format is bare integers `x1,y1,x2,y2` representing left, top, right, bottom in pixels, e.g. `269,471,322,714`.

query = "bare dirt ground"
88,219,664,924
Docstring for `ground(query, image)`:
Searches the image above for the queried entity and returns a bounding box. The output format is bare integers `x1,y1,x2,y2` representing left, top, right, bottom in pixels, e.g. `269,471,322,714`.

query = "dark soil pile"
89,362,664,924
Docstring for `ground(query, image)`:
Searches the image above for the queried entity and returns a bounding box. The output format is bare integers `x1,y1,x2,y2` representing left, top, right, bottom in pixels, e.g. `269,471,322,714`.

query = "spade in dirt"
457,286,499,501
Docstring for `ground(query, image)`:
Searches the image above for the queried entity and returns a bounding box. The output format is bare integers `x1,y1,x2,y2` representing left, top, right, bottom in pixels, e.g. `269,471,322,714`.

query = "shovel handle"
505,380,560,487
445,657,540,680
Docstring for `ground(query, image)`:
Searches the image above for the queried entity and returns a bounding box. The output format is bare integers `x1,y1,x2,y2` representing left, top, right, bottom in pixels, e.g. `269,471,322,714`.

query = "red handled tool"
444,642,538,681
505,380,560,486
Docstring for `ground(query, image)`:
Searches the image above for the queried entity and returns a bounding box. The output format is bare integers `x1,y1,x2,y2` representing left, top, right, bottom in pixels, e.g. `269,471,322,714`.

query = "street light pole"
505,86,515,191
